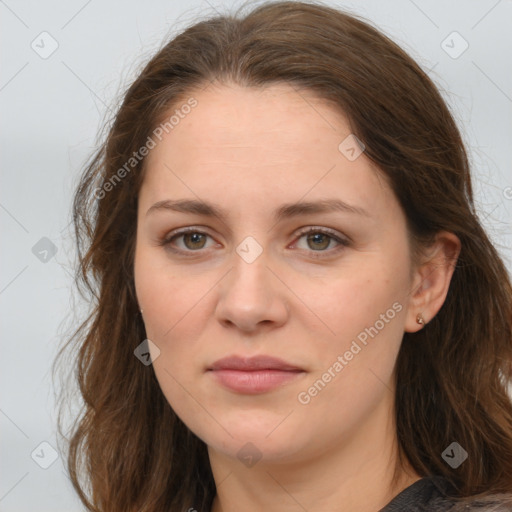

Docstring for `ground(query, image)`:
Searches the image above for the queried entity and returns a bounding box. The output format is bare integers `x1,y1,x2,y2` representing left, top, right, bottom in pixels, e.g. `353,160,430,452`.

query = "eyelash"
158,226,350,258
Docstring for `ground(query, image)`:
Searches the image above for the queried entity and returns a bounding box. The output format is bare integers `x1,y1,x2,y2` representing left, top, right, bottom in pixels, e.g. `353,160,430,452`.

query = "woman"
56,1,512,510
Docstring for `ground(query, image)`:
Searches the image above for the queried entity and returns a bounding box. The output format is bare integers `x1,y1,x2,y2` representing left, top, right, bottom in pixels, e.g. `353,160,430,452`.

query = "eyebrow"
146,198,370,222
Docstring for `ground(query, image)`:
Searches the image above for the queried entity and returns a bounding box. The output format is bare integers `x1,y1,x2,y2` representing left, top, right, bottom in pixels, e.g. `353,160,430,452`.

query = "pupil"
186,233,205,249
308,233,329,250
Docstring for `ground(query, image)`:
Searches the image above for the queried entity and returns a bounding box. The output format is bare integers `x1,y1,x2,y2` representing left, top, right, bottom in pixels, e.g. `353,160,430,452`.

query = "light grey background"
1,0,511,510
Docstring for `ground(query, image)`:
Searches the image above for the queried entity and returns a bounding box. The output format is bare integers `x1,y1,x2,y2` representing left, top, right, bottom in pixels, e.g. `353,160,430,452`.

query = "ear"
404,231,461,333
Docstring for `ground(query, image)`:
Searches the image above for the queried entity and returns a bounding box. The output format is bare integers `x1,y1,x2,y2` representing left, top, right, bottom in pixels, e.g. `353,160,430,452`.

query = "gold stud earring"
416,313,425,325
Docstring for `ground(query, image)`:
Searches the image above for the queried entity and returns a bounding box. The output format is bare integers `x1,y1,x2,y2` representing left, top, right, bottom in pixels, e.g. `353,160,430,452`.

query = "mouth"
207,355,306,394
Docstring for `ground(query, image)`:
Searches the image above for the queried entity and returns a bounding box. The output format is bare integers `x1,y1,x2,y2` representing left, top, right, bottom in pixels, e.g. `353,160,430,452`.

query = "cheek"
135,261,208,434
305,269,408,357
302,285,406,402
295,270,408,429
134,246,210,341
293,282,406,443
134,248,212,399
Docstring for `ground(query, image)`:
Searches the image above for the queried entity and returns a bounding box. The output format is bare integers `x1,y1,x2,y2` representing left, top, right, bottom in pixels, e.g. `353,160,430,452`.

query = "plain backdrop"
1,0,511,510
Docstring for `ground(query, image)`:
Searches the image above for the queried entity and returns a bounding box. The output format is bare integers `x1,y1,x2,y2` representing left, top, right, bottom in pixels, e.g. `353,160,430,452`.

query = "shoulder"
381,476,454,511
442,494,512,512
381,476,512,512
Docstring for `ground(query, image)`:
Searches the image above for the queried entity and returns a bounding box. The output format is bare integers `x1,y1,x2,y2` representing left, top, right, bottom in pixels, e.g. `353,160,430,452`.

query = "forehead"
140,83,395,221
148,82,351,164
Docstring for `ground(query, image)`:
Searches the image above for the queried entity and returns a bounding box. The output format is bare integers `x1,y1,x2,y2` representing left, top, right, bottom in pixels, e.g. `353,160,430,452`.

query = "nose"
214,249,289,333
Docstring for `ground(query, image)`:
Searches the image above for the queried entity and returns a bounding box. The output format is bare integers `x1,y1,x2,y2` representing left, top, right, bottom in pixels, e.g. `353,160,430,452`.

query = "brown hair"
54,1,512,510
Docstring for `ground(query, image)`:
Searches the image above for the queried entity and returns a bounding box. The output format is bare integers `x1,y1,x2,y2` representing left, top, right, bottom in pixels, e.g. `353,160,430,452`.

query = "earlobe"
404,231,461,333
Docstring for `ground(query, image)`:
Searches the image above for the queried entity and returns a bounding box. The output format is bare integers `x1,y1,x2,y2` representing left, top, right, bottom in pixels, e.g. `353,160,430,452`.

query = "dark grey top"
380,476,455,511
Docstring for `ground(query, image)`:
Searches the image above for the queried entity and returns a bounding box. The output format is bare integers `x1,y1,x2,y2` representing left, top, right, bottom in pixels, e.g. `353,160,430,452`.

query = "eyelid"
159,226,217,249
292,225,350,244
289,226,350,255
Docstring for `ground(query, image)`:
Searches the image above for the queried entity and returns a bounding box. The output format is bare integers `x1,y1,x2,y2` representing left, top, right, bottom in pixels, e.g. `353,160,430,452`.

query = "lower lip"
208,369,305,394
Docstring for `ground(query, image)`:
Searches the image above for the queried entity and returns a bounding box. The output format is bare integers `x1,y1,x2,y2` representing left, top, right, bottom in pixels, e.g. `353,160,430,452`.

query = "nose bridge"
227,237,271,301
215,236,289,330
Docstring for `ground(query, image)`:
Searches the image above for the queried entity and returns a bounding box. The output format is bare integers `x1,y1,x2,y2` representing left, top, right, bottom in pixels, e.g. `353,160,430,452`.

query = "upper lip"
208,355,304,372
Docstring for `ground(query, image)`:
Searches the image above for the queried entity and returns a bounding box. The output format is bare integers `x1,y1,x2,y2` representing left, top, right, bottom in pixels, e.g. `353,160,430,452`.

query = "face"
134,83,418,466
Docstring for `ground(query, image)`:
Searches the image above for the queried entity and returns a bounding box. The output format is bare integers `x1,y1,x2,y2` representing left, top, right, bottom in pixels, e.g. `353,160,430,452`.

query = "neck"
208,396,420,512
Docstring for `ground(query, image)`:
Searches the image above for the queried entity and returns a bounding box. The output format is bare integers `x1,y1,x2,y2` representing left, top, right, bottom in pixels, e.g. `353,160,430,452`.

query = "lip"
209,355,303,372
207,355,306,394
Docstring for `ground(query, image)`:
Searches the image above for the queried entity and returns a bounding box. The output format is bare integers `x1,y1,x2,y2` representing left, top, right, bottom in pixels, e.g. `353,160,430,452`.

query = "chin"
207,436,305,466
196,416,311,465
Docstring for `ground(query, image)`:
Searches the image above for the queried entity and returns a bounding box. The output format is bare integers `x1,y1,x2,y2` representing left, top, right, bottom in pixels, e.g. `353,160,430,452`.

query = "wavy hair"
54,1,512,510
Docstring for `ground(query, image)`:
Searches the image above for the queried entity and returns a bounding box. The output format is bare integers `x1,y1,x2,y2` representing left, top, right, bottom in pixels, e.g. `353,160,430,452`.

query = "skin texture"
134,83,460,512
